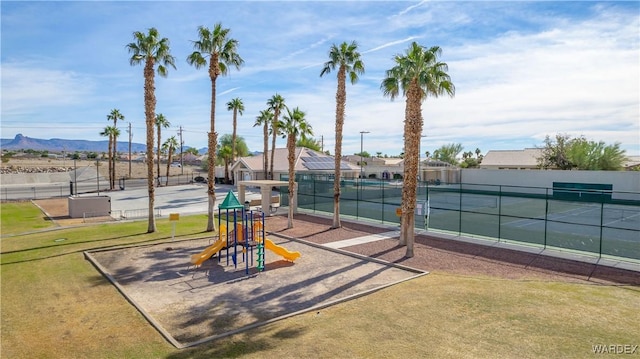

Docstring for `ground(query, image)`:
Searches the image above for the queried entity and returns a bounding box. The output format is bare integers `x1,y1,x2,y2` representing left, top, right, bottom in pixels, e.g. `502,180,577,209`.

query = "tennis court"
293,179,640,261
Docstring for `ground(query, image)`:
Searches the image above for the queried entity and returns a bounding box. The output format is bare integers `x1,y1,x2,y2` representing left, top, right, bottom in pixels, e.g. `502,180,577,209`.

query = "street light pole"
359,131,370,179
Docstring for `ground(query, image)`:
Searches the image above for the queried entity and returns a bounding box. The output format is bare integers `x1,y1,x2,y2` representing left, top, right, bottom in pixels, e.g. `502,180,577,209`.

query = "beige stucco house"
231,147,360,182
479,148,543,170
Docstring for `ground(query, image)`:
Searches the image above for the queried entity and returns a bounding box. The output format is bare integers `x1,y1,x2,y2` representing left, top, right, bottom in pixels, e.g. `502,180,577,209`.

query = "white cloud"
1,63,95,115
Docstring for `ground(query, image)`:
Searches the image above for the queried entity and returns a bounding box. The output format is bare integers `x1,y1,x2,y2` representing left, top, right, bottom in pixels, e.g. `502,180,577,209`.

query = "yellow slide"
190,240,226,266
264,238,301,262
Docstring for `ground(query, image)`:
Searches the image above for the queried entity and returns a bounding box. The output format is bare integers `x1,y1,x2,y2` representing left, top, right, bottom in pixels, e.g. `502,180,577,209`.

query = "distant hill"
1,134,147,153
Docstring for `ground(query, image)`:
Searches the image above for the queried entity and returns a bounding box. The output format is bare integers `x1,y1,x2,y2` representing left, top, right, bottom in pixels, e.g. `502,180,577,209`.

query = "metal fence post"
458,183,462,236
498,185,502,242
599,201,604,258
544,188,549,249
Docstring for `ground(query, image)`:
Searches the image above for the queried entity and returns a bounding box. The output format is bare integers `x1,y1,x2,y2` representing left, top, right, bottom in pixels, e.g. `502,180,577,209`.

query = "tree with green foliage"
226,98,244,163
538,134,626,170
458,148,482,168
187,23,243,232
217,133,249,183
253,109,273,180
127,27,176,233
162,136,179,186
267,94,287,180
100,126,118,189
320,40,365,229
107,109,124,188
154,113,170,184
184,147,200,156
296,137,322,151
282,107,313,229
381,42,455,258
433,143,463,166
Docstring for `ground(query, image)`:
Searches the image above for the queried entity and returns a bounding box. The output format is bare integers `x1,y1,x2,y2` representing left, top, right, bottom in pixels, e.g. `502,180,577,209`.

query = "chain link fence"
289,176,640,261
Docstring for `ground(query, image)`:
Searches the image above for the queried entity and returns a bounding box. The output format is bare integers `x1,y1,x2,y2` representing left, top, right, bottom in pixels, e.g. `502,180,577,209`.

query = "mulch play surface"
86,216,425,348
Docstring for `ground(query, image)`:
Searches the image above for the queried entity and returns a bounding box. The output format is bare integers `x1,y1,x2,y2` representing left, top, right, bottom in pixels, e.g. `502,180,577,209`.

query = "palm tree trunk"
207,131,217,232
332,67,347,228
111,137,116,189
270,110,279,180
287,134,295,229
156,127,161,186
400,80,423,257
107,135,113,190
224,159,229,183
144,60,156,233
206,59,219,232
231,110,237,184
263,123,268,180
165,146,172,186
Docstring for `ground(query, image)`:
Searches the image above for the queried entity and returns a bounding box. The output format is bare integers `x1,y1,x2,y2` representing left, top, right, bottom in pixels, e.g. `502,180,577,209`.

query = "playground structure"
190,192,300,275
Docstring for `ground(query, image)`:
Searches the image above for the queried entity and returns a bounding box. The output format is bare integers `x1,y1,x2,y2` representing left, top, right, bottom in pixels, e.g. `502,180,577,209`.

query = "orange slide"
190,240,226,266
264,238,301,262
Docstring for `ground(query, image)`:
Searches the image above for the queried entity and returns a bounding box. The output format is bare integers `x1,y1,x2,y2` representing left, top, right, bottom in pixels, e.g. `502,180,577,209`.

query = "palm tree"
281,107,313,229
253,109,273,180
320,41,365,229
100,126,116,189
155,113,170,185
226,97,244,183
267,94,286,180
110,127,121,189
381,42,455,257
187,23,244,232
107,109,124,189
218,144,233,184
162,136,179,186
127,27,176,233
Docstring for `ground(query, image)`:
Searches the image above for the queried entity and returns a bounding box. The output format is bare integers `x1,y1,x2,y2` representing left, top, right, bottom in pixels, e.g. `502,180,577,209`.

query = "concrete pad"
324,230,401,249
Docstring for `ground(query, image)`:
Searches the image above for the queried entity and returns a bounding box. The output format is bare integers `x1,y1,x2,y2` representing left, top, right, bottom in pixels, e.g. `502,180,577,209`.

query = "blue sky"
2,1,639,157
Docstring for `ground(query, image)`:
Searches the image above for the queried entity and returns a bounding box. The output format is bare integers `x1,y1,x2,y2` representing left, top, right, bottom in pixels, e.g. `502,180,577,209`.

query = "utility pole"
178,125,184,175
127,122,132,178
321,135,324,153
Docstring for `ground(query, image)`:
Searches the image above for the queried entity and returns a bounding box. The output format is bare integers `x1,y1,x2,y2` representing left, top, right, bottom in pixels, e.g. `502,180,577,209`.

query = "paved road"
107,183,267,218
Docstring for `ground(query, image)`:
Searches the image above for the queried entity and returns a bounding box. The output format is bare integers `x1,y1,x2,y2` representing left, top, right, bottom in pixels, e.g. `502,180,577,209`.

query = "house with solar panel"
230,147,360,183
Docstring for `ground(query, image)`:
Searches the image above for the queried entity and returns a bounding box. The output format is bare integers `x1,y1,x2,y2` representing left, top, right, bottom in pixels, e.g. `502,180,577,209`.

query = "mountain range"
2,134,149,153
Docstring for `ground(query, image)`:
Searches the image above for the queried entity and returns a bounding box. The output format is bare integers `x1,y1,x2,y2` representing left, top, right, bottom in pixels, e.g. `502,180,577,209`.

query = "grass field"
1,202,639,358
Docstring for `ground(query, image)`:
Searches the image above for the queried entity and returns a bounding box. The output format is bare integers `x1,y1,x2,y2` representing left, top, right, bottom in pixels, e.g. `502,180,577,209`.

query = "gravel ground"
264,214,640,286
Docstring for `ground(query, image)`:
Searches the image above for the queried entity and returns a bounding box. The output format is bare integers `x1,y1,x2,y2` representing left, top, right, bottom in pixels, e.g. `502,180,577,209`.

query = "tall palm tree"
218,144,233,184
99,126,116,189
320,41,365,229
381,42,455,257
253,109,273,180
162,136,179,186
107,109,124,189
226,97,244,183
281,107,313,229
187,23,244,232
110,127,121,189
267,94,286,180
155,113,170,185
127,27,176,233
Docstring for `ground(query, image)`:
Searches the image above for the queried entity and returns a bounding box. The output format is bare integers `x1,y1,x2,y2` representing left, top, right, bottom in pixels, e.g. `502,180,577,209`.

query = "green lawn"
1,202,57,234
1,202,638,358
